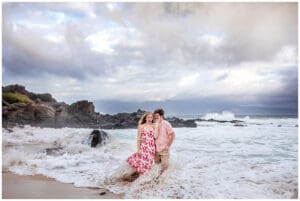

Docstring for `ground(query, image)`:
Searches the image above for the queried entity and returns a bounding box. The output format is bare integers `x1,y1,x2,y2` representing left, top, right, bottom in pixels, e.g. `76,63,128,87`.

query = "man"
153,108,175,171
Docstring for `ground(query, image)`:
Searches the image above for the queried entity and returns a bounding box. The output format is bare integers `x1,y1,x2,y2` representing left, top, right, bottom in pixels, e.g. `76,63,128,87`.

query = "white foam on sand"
2,117,298,198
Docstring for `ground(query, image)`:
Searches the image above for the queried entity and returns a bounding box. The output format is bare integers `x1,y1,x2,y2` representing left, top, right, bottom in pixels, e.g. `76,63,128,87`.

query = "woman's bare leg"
121,164,138,181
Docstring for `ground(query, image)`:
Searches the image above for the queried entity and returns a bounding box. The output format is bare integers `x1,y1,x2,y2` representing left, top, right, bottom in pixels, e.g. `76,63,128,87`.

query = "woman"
122,112,157,181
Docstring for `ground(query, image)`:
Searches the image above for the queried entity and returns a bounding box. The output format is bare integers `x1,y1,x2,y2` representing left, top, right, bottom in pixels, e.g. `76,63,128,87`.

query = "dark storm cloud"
2,2,298,114
125,2,297,66
3,15,110,79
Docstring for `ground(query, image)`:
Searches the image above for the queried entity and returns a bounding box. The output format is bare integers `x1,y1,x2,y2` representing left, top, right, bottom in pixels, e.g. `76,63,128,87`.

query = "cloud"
125,2,297,65
2,2,298,114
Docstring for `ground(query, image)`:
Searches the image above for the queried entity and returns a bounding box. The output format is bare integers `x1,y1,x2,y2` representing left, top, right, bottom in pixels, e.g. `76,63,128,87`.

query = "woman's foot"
121,173,132,182
130,172,139,181
121,172,139,182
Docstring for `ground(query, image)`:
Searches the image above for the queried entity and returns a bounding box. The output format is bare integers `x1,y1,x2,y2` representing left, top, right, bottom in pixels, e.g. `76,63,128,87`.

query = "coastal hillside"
2,84,197,129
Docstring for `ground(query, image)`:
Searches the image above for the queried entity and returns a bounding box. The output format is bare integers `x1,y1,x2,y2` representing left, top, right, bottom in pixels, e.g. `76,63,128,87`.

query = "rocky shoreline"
3,84,199,129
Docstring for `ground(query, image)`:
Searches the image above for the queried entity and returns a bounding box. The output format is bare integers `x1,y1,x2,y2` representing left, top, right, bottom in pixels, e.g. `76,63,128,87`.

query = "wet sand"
2,170,123,199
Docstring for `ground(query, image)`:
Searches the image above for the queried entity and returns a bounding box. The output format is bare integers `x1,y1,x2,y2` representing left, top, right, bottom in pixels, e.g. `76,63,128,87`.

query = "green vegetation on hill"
3,92,33,104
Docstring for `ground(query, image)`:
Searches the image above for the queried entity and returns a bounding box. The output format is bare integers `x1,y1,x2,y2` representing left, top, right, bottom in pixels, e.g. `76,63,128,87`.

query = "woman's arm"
137,126,142,152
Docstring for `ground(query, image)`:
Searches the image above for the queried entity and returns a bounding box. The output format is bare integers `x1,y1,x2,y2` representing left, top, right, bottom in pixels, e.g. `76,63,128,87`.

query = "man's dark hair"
154,108,164,117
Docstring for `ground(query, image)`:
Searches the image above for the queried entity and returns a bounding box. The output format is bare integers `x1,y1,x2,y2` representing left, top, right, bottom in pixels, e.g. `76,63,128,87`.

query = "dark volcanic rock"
89,129,109,147
97,109,198,129
68,100,95,115
3,99,10,106
3,103,57,127
3,102,199,128
166,117,197,128
30,93,55,103
54,100,99,128
3,84,28,94
34,104,56,122
3,84,56,103
233,123,247,127
2,84,199,129
2,100,97,128
97,109,144,129
195,118,244,124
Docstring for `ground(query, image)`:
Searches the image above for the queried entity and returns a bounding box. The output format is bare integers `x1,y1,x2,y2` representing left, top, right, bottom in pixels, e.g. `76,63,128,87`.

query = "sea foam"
2,117,298,198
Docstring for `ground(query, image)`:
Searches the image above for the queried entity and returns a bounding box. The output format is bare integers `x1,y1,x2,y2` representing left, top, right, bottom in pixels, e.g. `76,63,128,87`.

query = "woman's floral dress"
126,126,155,174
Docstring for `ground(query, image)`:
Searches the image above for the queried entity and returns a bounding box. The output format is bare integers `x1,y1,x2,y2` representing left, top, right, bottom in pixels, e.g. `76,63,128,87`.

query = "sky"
2,2,298,115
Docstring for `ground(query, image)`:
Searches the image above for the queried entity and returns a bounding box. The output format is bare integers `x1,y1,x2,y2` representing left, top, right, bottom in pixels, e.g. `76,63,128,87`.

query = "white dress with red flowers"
126,126,155,174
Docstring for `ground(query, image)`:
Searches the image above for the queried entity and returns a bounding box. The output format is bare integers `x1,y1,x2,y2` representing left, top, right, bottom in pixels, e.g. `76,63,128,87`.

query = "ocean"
2,112,298,198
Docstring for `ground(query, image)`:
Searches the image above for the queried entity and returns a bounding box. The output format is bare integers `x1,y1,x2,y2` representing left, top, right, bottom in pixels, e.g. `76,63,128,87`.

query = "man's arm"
165,122,175,149
167,132,175,148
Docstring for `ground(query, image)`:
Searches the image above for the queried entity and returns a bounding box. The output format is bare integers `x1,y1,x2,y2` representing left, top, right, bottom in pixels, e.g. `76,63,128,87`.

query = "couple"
122,109,176,181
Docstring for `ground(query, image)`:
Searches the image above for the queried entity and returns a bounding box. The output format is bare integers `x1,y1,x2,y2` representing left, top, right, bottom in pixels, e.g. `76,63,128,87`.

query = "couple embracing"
122,109,175,181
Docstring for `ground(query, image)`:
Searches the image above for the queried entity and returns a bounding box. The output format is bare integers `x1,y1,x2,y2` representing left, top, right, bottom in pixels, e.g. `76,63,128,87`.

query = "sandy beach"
2,170,123,199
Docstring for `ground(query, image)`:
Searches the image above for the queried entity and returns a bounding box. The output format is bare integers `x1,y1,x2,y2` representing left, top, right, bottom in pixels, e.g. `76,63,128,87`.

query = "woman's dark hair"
153,108,164,117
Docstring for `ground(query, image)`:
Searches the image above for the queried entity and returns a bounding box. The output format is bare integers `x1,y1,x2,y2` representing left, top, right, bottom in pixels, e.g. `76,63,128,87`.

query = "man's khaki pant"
155,149,169,168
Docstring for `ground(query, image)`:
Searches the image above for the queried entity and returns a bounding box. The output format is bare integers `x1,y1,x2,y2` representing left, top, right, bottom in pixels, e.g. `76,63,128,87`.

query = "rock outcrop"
3,84,198,129
195,118,244,124
89,129,109,147
97,109,144,129
3,84,56,103
166,117,197,128
3,84,99,128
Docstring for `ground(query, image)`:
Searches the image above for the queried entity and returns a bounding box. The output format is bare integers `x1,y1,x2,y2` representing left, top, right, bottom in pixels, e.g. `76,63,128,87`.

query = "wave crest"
202,111,236,121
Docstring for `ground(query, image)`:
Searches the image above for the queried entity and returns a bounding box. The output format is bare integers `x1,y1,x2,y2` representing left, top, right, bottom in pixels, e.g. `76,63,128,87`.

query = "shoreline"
2,170,123,199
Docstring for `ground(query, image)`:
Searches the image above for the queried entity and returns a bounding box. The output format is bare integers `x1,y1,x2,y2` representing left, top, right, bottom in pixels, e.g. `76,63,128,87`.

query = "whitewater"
2,112,298,198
